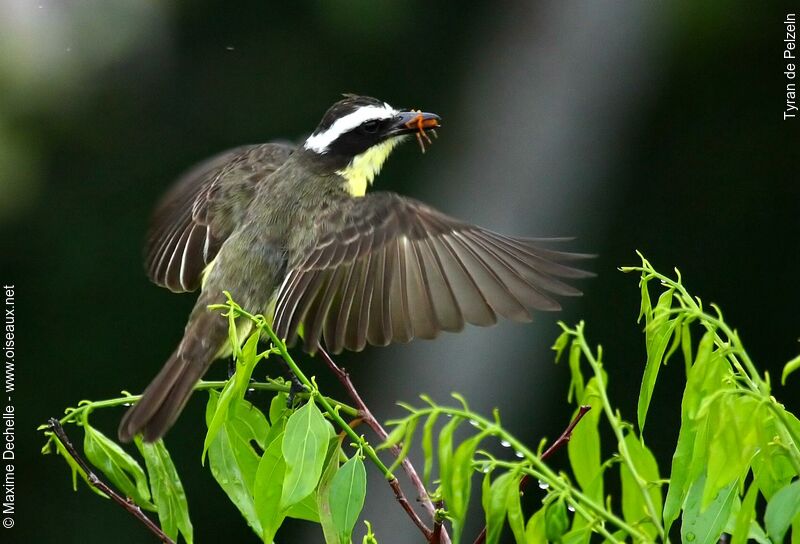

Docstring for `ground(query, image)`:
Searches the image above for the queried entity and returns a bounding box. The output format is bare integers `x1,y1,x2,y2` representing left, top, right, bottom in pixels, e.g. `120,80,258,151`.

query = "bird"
118,94,592,442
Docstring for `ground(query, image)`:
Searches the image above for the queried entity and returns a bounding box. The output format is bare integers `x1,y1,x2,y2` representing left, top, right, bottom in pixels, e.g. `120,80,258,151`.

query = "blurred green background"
1,1,798,542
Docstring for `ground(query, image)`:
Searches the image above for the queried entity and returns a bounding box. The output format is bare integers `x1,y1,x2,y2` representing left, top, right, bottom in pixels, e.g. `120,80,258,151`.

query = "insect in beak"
404,110,440,153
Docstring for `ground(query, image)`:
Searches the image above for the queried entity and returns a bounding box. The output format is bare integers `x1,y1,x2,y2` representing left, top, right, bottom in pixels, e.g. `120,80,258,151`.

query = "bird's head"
303,95,441,196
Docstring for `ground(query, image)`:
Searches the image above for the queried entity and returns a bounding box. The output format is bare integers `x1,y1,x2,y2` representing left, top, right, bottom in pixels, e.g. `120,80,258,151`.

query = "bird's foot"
287,375,308,408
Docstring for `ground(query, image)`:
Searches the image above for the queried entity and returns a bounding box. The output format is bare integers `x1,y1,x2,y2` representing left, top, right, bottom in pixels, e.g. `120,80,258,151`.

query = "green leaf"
254,431,287,542
83,425,154,509
525,508,546,544
135,438,194,544
561,527,592,544
568,380,602,502
637,273,652,324
663,316,684,365
505,475,526,544
680,320,693,375
782,353,800,385
285,492,320,522
567,341,585,404
665,344,730,530
765,480,800,543
269,391,289,425
232,399,270,452
421,412,439,487
387,417,418,473
317,438,345,544
751,448,796,500
205,390,264,535
545,497,569,542
663,416,697,532
203,331,263,462
552,329,571,362
619,432,662,539
730,482,758,544
681,474,737,544
280,399,333,510
693,330,717,373
329,454,367,542
638,288,677,434
437,416,463,509
753,404,795,500
380,420,408,451
448,430,490,541
482,471,515,544
703,395,758,507
52,431,106,497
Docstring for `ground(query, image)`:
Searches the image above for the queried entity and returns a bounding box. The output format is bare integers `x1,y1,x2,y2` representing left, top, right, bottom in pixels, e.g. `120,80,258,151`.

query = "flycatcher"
118,95,591,442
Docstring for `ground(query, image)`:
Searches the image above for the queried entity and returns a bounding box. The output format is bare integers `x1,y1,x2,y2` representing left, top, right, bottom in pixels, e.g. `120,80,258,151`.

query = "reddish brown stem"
389,478,433,540
47,418,174,544
317,346,451,544
431,499,445,544
472,405,592,544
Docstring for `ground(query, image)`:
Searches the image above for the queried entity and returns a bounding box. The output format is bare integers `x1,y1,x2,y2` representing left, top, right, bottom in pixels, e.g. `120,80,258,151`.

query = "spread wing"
145,143,295,292
273,192,593,354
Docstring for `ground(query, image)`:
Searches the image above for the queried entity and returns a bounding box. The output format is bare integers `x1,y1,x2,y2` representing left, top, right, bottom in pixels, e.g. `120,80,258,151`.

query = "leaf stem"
52,380,357,428
47,419,175,544
570,321,665,541
317,346,445,543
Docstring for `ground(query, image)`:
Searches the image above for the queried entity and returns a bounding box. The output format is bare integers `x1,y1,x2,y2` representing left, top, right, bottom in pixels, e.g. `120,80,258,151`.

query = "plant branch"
472,405,592,544
573,321,665,540
56,380,356,426
213,297,445,543
47,418,174,544
540,404,592,462
388,478,433,540
317,345,450,544
407,403,649,541
431,499,445,544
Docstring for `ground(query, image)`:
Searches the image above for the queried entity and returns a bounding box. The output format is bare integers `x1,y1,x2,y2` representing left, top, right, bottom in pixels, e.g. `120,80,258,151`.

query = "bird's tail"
118,309,229,442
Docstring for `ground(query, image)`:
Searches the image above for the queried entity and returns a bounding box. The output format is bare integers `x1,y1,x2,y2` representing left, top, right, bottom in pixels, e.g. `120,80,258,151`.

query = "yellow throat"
337,136,404,197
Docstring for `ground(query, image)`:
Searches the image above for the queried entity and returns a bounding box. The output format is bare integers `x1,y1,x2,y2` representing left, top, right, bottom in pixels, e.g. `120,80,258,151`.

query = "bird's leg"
286,372,307,408
274,357,307,408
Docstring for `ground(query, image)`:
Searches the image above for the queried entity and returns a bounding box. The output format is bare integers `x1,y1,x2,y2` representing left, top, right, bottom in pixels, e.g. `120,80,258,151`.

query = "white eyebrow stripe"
304,104,398,153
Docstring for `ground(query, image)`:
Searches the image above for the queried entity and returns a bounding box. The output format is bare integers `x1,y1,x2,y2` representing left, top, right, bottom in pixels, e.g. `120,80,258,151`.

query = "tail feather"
118,311,228,442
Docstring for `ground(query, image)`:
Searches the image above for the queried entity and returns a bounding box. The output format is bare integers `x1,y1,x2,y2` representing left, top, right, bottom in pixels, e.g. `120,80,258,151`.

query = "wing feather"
145,143,295,292
274,192,591,353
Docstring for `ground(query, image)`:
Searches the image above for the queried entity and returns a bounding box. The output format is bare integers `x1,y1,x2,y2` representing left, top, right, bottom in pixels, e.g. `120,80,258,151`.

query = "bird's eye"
361,120,379,133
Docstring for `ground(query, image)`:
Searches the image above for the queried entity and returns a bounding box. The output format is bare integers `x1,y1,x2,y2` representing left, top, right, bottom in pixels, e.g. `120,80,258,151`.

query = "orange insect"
404,109,439,153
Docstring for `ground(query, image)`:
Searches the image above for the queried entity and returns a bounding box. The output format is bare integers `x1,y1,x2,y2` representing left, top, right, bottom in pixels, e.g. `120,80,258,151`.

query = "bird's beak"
388,111,442,137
